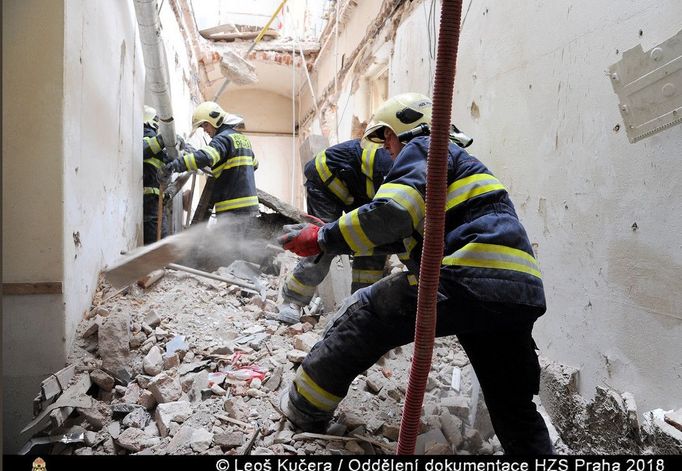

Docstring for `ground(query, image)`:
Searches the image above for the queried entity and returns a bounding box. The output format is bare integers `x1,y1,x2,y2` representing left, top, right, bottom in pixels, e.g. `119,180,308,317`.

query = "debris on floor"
19,249,681,455
19,250,511,456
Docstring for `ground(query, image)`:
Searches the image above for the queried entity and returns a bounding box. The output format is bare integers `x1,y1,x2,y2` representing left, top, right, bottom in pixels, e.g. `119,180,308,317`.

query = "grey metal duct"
134,0,178,159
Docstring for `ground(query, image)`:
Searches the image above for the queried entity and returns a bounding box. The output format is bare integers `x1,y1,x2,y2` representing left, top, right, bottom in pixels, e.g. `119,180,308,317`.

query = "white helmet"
144,105,159,130
363,92,432,145
192,101,228,130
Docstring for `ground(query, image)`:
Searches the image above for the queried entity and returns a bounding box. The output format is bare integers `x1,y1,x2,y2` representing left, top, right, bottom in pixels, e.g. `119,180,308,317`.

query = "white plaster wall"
2,0,67,453
62,0,144,352
158,1,200,138
221,89,294,133
300,0,682,415
219,89,303,206
250,135,301,206
392,0,682,412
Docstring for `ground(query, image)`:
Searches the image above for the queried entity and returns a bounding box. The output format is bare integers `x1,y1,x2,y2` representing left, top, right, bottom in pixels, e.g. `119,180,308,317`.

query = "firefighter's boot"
278,387,332,433
277,302,302,325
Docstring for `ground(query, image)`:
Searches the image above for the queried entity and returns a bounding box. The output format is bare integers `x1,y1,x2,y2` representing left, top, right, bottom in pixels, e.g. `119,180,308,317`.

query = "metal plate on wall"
608,29,682,143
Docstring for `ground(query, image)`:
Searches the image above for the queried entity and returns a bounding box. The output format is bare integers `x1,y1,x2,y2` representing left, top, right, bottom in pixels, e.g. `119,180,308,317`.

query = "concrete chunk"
122,407,151,429
90,369,115,391
439,413,463,448
441,396,470,420
214,431,244,449
190,428,214,453
293,332,318,352
98,310,131,381
148,372,183,403
143,346,164,376
116,426,160,452
155,401,193,437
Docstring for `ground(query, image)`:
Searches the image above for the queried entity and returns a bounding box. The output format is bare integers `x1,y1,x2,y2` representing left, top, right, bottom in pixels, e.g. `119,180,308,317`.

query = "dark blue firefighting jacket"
319,136,546,308
182,124,259,213
142,124,169,197
304,139,394,209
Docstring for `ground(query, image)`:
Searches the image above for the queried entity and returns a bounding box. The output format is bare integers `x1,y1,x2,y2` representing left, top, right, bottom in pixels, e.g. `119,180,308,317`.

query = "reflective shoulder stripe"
144,136,162,154
314,151,353,205
374,182,425,230
214,195,259,213
143,187,160,196
406,274,418,286
202,146,221,166
351,269,384,285
184,153,198,171
361,146,378,199
314,151,333,182
286,275,316,298
442,242,542,279
338,209,374,255
143,157,164,169
294,368,342,412
446,173,506,211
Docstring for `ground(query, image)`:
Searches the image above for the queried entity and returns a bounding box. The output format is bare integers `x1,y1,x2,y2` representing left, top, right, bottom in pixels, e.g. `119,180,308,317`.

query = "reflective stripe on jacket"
181,124,259,213
303,139,393,209
142,124,168,191
319,136,546,308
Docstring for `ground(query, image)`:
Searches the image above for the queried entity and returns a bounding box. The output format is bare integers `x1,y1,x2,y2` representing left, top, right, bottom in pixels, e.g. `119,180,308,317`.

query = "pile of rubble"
20,254,520,456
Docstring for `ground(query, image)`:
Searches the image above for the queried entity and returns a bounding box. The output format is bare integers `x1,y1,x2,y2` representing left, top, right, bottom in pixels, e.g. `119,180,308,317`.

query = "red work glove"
277,223,321,257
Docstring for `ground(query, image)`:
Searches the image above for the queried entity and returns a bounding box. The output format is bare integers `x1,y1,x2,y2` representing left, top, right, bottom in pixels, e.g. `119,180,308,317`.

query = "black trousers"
296,272,553,455
143,194,168,245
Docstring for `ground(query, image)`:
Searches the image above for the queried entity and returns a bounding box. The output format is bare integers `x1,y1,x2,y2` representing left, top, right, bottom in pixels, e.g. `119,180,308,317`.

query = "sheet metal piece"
608,29,682,143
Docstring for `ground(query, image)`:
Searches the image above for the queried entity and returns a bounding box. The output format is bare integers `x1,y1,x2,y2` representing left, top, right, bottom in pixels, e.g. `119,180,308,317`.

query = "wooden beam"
3,282,62,295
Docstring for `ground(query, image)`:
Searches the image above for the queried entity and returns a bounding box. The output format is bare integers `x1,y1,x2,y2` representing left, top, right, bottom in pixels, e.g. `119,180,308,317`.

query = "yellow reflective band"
145,136,162,154
314,151,332,181
294,368,342,412
442,242,542,279
402,236,419,257
143,157,164,169
143,187,160,196
214,196,259,213
375,183,425,230
202,146,221,166
286,275,316,298
407,274,418,286
253,156,259,170
326,176,354,205
446,173,506,211
361,146,378,198
351,269,384,284
184,153,198,171
338,209,374,255
212,156,255,178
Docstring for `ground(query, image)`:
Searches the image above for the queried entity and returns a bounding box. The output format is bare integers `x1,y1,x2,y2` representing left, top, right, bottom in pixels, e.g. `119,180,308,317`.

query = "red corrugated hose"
397,0,464,455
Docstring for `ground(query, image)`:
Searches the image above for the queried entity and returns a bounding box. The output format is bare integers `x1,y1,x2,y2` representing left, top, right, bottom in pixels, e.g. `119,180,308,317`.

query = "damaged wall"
452,0,682,415
298,0,682,430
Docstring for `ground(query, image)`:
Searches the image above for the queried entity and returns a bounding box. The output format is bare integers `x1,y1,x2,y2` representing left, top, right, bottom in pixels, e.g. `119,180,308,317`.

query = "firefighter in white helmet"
276,92,552,454
142,105,171,243
164,101,259,216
